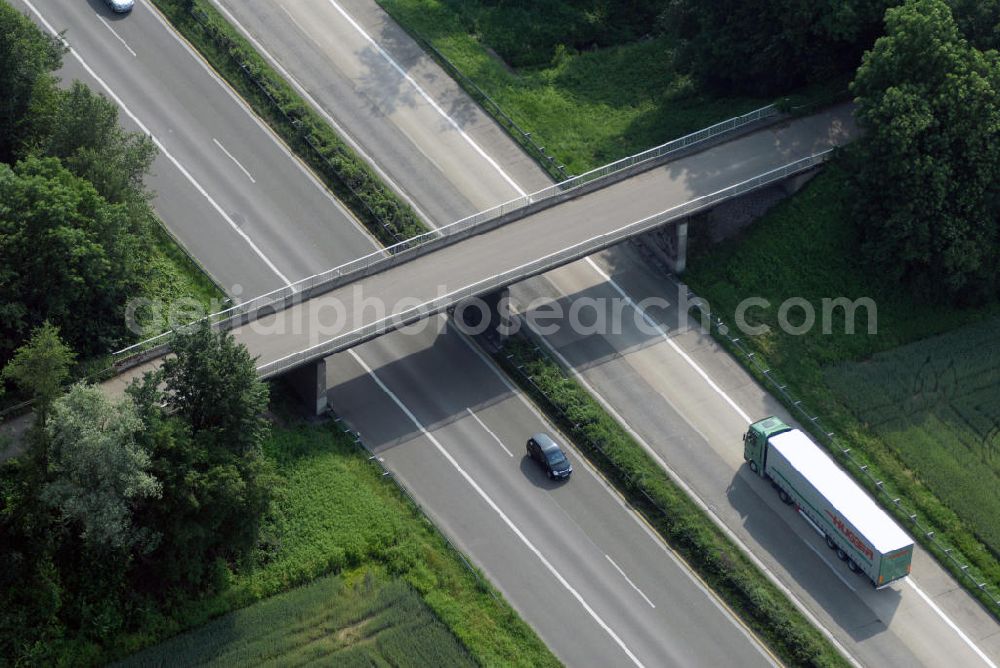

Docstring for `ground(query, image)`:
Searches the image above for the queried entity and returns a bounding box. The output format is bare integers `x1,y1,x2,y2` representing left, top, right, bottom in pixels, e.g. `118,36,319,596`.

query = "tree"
849,0,1000,300
160,322,270,456
664,0,896,95
127,324,273,590
34,82,157,205
1,322,75,426
0,156,150,360
43,383,160,552
0,3,64,163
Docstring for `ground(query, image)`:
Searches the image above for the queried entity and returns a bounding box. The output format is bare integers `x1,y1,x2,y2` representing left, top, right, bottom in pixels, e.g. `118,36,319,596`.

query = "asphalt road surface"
14,0,782,664
210,1,1000,666
16,0,376,299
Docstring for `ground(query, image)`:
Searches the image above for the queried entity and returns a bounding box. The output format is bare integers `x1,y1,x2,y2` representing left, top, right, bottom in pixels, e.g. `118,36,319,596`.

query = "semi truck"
744,416,914,588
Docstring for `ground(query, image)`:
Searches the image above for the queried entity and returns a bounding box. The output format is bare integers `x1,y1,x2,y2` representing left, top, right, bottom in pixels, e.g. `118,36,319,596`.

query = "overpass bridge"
110,104,855,410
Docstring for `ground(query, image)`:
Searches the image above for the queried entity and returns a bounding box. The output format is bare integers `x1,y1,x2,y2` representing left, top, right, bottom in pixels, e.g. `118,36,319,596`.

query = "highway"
16,0,377,299
209,1,1000,666
16,0,781,665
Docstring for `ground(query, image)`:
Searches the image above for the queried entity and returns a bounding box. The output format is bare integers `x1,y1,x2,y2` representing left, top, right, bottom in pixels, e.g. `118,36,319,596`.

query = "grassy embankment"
376,0,844,175
115,417,557,666
684,164,1000,615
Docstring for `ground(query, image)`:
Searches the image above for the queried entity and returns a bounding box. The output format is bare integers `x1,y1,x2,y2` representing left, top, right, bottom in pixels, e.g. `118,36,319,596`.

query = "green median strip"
151,0,428,245
488,332,850,668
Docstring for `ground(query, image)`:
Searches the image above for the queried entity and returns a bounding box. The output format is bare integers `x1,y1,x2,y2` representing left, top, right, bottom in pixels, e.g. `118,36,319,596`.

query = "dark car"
526,433,573,480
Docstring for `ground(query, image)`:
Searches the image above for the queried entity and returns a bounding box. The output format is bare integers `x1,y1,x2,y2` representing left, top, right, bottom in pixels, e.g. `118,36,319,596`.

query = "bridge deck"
227,104,855,376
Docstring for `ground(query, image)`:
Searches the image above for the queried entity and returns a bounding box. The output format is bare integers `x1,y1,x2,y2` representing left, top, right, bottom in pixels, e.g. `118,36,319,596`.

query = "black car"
526,433,573,480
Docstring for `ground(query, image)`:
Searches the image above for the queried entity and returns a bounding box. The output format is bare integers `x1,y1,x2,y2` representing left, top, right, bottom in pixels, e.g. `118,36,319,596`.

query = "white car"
104,0,134,13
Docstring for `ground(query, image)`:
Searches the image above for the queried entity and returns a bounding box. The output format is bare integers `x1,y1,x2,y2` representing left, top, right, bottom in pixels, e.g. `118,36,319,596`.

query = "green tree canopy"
43,383,160,552
850,0,1000,301
127,324,272,589
32,81,157,205
0,156,151,361
1,322,75,425
664,0,895,95
0,3,63,163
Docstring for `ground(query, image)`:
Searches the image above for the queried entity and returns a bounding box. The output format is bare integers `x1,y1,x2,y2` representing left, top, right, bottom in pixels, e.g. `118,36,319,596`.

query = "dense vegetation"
0,324,275,663
848,0,1000,302
0,4,217,369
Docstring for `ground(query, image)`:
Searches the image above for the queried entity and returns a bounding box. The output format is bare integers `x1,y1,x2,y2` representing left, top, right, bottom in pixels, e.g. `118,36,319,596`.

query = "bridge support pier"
287,358,329,416
454,287,511,344
639,220,688,275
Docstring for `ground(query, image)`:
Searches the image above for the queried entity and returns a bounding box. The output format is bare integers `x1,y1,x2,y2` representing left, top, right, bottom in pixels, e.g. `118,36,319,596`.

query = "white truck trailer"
744,416,913,588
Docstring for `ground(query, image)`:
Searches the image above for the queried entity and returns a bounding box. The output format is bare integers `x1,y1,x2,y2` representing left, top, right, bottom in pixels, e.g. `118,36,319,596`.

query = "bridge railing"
255,149,832,378
111,103,782,370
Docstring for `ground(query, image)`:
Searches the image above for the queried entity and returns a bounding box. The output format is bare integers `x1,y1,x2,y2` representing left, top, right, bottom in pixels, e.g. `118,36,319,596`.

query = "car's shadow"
519,454,570,490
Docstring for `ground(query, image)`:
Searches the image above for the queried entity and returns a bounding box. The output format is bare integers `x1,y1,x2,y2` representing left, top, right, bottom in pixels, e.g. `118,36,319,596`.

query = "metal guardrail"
112,103,782,369
696,301,1000,620
251,151,831,378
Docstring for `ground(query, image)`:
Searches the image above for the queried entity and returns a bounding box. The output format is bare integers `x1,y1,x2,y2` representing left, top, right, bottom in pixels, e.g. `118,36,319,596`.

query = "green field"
684,163,1000,609
111,417,555,666
376,0,775,174
826,317,1000,555
118,573,473,667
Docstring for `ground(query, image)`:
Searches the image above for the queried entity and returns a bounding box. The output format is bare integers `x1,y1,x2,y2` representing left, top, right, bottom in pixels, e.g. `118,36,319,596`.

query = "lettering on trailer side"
825,510,874,561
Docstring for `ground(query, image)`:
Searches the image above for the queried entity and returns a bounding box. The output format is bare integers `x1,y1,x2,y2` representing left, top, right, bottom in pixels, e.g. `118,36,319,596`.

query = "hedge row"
153,0,428,246
493,333,849,668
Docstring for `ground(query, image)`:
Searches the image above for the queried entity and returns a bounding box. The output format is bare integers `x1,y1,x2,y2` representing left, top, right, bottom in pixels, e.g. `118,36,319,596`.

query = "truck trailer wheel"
836,547,848,561
847,559,860,573
748,460,759,474
825,535,836,550
777,488,792,505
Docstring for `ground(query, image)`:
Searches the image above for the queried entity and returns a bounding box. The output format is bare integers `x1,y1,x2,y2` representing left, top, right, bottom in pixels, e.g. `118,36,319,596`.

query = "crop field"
118,573,473,667
826,316,1000,555
111,419,555,666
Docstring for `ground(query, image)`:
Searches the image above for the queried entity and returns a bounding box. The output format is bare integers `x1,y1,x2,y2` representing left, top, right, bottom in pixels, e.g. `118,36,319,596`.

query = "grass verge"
489,332,849,667
684,163,1000,618
376,0,847,176
151,0,427,245
110,412,556,667
117,572,474,667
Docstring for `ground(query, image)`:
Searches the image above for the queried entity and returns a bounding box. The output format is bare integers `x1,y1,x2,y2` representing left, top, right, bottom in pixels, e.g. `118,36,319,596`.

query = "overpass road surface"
210,0,1000,666
17,0,781,664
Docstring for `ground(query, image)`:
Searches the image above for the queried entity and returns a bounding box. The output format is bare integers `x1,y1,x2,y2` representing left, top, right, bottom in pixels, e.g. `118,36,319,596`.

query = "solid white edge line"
141,0,379,247
581,255,997,666
449,321,777,666
24,0,292,287
464,407,514,457
208,0,437,231
324,0,527,198
906,579,998,668
96,14,136,57
583,256,753,424
212,138,256,183
520,313,863,668
605,555,656,609
346,348,645,668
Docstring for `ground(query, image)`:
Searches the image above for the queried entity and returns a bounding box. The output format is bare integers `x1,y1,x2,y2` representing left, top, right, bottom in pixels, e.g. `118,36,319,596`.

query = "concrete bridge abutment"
286,358,329,416
453,287,512,345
